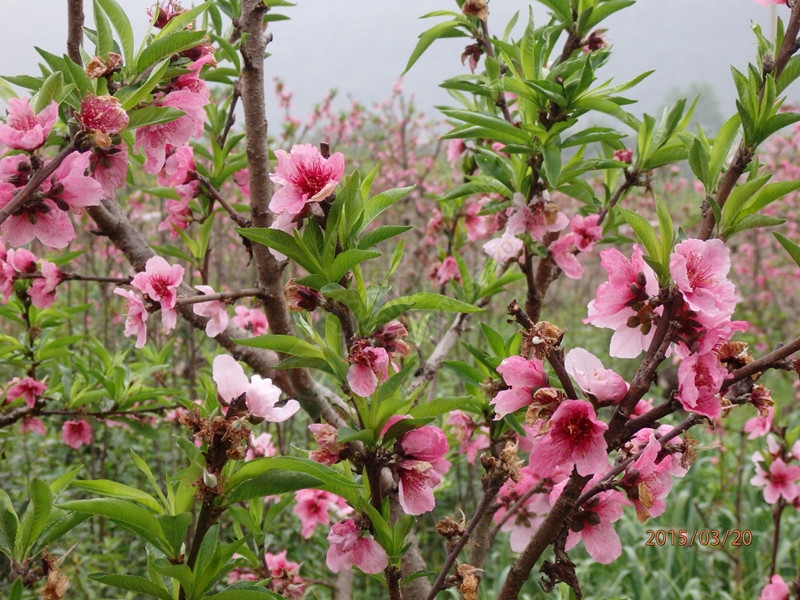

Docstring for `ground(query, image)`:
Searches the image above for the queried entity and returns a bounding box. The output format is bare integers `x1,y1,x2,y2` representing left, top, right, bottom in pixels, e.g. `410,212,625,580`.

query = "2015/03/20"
644,529,753,547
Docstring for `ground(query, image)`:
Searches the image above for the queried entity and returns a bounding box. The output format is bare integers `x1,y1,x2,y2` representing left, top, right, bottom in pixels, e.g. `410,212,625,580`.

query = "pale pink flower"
346,342,389,397
326,519,388,574
113,288,149,348
676,351,727,419
491,355,548,419
495,472,552,551
750,457,800,504
0,98,58,150
446,138,465,166
564,348,628,403
7,248,37,273
529,400,609,476
192,284,229,337
584,245,660,358
6,376,47,408
246,432,276,461
759,575,790,600
483,231,524,262
506,193,568,242
212,354,299,422
744,405,774,440
670,238,737,327
308,423,346,466
269,144,345,216
28,260,60,309
446,411,489,464
158,195,193,238
134,89,208,174
20,416,46,435
62,419,92,449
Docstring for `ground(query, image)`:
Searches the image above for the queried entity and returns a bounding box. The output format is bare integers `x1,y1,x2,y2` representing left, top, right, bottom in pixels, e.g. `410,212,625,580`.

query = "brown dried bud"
436,516,466,539
499,441,523,483
521,321,565,359
716,340,753,371
462,0,489,20
284,278,323,312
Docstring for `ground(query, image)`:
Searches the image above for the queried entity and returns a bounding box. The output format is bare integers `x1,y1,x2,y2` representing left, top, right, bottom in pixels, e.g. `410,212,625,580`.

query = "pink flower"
192,284,229,337
759,575,790,600
549,235,583,279
294,489,349,538
326,519,388,574
76,94,129,148
491,355,548,419
269,144,345,216
113,288,149,348
446,411,489,464
158,195,193,238
212,354,299,422
131,256,184,330
395,426,451,515
483,231,524,262
28,260,61,309
134,89,208,174
622,431,676,521
62,419,92,449
0,98,58,150
750,457,800,504
233,305,269,335
570,214,602,252
263,550,305,600
744,405,774,440
562,488,626,563
670,238,737,327
529,400,609,477
463,198,489,241
246,432,276,461
432,256,461,285
754,0,787,5
494,468,553,551
584,245,660,358
159,145,195,187
613,148,633,163
446,138,465,166
90,144,129,197
564,348,628,403
6,376,47,408
346,342,389,397
506,193,568,242
20,416,46,435
308,423,346,466
676,351,727,419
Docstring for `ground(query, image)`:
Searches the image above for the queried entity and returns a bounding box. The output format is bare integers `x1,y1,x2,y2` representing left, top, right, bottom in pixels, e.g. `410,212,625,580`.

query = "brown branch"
175,287,264,306
198,176,250,228
723,334,800,389
66,0,84,65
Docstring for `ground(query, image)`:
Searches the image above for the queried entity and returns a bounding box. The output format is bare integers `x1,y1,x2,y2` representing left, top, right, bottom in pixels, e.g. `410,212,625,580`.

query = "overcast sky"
0,1,786,126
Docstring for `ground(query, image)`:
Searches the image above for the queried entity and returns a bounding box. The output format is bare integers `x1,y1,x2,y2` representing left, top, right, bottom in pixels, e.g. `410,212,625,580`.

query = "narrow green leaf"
619,208,661,270
721,174,770,226
115,58,170,110
126,106,185,129
655,196,674,267
97,0,135,66
542,142,562,187
71,480,161,512
0,490,19,554
93,0,114,56
137,30,207,71
409,396,482,419
234,334,324,359
362,186,415,227
404,20,465,74
90,573,172,600
774,233,800,269
328,249,382,283
15,479,52,560
721,214,785,239
222,472,323,505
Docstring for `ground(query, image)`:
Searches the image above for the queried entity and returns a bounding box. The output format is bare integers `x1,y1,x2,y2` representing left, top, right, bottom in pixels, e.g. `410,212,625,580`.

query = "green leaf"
358,225,412,250
441,109,530,145
97,0,135,66
409,396,482,419
0,490,19,554
234,334,324,359
619,208,662,272
774,233,800,269
362,186,415,228
57,499,168,553
126,106,186,129
329,249,382,283
115,58,171,110
404,20,466,74
90,574,172,600
93,0,114,57
31,71,63,114
222,471,323,505
721,214,785,239
655,196,674,267
225,457,360,506
15,479,52,560
205,588,282,600
237,227,320,273
720,174,770,227
156,513,192,558
137,30,208,71
542,142,562,187
71,480,162,512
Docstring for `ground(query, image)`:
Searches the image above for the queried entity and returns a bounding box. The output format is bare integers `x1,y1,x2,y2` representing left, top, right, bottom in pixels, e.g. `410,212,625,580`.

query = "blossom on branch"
6,376,47,408
62,419,92,449
491,355,548,419
326,519,388,574
269,143,345,216
191,284,229,338
0,98,57,151
564,347,628,403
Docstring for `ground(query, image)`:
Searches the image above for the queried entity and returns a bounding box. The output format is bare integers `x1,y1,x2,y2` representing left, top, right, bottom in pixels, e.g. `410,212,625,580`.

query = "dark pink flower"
114,288,149,348
192,284,229,338
20,416,46,435
570,214,602,252
212,354,299,421
269,144,345,216
6,376,46,408
564,348,628,403
529,400,608,477
263,550,305,600
670,238,737,327
395,426,450,515
584,245,660,358
562,488,627,563
0,98,58,150
90,144,129,198
294,489,349,538
326,519,388,574
463,197,489,241
131,255,185,323
62,419,92,448
308,423,346,466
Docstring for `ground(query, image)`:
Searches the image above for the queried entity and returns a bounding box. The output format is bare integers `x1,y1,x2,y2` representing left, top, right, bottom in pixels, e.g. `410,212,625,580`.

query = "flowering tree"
3,0,800,599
